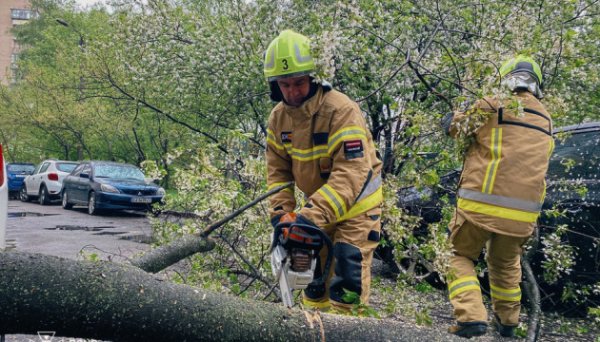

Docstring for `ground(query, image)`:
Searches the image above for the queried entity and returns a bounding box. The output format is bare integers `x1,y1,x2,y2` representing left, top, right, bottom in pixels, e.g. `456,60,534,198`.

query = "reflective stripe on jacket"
266,86,383,228
450,92,554,237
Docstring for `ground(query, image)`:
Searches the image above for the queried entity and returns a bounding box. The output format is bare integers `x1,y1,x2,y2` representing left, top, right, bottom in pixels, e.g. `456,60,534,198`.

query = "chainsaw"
271,220,333,308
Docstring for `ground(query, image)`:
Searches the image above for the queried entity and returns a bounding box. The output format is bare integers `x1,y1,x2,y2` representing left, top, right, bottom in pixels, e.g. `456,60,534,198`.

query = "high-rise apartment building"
0,0,33,85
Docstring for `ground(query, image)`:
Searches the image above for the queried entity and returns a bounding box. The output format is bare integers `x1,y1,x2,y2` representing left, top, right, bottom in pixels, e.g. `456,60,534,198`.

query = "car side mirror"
80,173,89,179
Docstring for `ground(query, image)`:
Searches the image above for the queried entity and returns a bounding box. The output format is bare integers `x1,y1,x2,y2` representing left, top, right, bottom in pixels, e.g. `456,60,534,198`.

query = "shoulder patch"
344,140,364,160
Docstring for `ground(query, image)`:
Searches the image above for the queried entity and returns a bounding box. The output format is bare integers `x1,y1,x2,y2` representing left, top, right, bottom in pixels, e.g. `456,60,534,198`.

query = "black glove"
294,214,319,229
270,214,283,229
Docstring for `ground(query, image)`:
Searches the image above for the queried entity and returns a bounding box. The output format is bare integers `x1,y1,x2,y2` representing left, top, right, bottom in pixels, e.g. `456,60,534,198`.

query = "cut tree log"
0,252,461,342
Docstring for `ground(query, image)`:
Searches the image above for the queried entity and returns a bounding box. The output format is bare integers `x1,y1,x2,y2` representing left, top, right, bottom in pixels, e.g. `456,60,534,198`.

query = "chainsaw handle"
272,222,333,287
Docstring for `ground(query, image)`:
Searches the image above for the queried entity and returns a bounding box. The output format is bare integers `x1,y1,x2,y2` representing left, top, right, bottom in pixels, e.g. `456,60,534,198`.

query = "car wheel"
39,185,50,205
88,191,99,215
19,186,30,202
62,191,73,210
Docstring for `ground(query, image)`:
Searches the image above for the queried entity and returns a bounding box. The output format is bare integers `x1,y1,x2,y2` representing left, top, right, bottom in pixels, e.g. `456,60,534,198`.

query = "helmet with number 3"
264,30,315,82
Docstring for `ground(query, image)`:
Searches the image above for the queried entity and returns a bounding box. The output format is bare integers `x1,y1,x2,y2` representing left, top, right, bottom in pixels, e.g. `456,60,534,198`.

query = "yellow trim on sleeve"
338,187,382,222
267,137,285,151
266,129,285,151
328,126,367,154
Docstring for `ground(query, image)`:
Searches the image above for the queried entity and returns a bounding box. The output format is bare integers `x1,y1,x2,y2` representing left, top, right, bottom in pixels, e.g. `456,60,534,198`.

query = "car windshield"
94,164,145,180
548,130,600,180
7,164,35,173
56,162,78,173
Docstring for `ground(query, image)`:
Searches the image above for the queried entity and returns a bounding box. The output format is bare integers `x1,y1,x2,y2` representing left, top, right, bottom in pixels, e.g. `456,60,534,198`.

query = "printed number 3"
282,59,288,70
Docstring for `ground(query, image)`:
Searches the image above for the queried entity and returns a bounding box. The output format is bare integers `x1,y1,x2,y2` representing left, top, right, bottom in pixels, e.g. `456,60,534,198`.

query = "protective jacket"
449,91,554,237
266,85,383,229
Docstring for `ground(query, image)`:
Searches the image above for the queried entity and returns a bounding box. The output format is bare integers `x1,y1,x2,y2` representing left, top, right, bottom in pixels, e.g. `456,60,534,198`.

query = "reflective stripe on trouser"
448,213,528,325
303,206,381,312
486,233,527,326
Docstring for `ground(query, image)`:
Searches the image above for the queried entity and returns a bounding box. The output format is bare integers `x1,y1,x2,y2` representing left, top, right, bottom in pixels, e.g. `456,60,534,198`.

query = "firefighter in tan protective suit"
264,30,383,313
442,56,554,338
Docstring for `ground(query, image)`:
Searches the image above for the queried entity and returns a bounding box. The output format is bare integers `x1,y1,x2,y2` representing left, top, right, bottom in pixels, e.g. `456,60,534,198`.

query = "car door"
24,163,41,195
63,164,82,203
76,164,93,203
30,162,50,195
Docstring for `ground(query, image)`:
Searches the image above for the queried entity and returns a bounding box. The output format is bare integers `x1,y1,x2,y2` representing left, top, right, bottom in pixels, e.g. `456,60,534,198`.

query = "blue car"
6,163,35,199
61,161,165,215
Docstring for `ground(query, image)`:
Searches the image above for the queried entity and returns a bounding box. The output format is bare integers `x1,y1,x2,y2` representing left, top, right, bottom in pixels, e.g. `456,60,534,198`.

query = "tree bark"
130,235,216,273
0,252,460,342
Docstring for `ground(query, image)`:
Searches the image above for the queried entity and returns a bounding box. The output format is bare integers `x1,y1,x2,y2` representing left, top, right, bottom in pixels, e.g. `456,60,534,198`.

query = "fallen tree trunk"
0,252,459,342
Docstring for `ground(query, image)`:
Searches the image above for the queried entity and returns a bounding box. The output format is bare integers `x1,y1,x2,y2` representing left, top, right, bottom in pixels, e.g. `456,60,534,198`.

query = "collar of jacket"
281,86,326,120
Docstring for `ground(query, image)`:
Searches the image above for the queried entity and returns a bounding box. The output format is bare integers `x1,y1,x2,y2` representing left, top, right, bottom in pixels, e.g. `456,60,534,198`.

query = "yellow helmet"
499,55,543,86
263,30,315,82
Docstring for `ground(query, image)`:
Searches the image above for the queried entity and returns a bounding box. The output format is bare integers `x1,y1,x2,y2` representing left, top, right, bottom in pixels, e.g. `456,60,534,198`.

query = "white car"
0,145,8,249
20,159,79,205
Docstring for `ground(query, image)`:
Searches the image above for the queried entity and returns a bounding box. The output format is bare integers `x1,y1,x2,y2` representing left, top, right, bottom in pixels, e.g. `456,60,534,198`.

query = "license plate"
131,196,152,203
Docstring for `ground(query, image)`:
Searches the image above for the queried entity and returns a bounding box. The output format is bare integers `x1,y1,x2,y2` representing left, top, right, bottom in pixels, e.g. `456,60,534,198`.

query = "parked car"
387,122,600,314
61,161,165,215
6,163,35,199
20,160,79,205
0,145,7,250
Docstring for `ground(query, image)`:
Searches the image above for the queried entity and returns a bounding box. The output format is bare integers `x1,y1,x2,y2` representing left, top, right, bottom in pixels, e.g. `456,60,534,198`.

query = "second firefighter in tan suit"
264,30,383,312
443,56,554,338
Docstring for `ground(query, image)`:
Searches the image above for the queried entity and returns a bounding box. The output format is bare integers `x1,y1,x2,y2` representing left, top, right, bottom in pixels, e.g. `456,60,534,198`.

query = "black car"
61,161,165,215
391,122,600,314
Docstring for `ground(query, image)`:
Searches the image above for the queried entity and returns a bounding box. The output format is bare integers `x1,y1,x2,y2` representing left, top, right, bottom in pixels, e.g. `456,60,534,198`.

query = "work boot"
493,314,516,338
448,321,487,338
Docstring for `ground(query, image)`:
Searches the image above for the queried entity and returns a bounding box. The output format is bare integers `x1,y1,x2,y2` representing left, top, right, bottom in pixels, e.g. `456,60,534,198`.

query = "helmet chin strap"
269,81,284,102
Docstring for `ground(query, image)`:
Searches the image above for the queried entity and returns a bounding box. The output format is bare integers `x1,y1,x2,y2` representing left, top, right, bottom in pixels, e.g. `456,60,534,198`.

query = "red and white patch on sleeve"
343,140,364,159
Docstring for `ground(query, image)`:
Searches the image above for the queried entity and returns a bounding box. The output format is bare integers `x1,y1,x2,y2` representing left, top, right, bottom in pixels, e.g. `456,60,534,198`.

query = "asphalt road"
4,199,155,342
5,199,152,262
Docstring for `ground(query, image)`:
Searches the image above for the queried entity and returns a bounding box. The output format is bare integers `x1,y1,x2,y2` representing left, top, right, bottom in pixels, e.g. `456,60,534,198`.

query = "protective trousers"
302,207,381,312
447,216,528,326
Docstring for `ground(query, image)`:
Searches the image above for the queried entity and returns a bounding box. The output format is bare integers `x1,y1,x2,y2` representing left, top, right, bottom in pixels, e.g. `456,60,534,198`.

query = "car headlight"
157,187,166,196
100,184,120,193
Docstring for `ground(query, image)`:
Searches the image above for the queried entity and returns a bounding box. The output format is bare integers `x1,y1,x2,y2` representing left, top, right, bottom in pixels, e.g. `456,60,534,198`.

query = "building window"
11,9,34,20
10,54,19,69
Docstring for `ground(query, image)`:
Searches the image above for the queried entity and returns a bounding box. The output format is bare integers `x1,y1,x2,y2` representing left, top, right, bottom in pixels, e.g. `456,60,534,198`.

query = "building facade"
0,0,33,85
